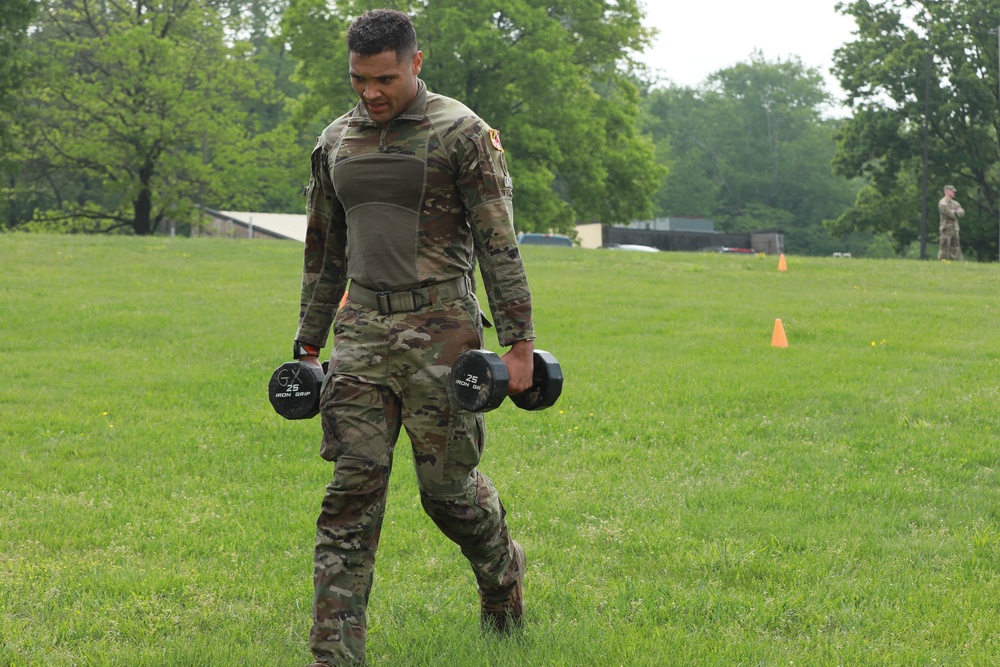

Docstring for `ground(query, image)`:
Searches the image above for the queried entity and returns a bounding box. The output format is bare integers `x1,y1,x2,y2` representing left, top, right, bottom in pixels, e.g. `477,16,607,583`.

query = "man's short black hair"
347,9,417,61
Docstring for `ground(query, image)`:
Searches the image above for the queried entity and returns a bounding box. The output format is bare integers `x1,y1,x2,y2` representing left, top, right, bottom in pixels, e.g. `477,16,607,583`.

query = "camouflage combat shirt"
295,80,534,349
938,196,964,227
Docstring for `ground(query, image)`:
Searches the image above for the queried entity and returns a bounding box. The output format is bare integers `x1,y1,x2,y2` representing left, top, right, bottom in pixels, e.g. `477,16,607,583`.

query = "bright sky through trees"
639,0,856,108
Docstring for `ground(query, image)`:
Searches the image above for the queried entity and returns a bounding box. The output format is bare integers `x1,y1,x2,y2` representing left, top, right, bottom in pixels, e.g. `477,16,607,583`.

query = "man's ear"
412,50,423,75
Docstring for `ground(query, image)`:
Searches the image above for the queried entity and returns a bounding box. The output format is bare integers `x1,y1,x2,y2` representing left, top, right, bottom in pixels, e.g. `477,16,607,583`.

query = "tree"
281,0,661,233
0,0,36,184
12,0,301,235
829,0,1000,259
0,0,37,168
0,0,37,227
642,54,858,255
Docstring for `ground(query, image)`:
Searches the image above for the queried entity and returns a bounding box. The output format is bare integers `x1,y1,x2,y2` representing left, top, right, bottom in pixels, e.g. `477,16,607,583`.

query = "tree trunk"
133,159,154,235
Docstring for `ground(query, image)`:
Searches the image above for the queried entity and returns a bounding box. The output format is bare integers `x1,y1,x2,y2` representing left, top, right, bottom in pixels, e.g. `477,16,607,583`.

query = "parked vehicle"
701,246,755,254
517,233,573,247
602,243,659,252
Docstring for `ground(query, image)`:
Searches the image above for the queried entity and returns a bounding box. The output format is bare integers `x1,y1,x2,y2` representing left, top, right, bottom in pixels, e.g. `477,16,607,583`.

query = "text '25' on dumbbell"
268,360,328,420
450,349,563,412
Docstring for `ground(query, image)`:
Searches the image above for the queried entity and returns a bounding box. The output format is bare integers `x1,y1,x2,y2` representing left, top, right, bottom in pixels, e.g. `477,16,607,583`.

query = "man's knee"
328,456,388,495
317,456,390,543
419,471,502,533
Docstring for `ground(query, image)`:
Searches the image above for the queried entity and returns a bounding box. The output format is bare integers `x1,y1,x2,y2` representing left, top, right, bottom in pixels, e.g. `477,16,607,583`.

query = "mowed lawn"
2,234,1000,666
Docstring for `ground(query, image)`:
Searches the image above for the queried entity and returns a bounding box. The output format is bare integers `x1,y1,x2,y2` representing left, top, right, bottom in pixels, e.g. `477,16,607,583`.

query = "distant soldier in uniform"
292,9,536,666
938,184,964,261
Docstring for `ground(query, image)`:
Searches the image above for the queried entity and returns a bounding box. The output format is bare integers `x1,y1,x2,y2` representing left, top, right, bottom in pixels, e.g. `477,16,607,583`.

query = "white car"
603,243,659,252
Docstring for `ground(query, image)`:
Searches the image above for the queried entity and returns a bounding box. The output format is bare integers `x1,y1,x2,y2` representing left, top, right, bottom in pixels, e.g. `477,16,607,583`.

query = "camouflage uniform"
296,80,533,665
938,193,964,261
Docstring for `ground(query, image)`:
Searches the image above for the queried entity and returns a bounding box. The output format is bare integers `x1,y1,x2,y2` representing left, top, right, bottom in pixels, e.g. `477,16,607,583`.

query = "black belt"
348,276,469,315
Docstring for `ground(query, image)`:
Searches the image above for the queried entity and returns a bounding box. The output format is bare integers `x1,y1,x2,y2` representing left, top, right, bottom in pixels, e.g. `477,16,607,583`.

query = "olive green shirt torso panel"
295,81,534,348
334,150,426,288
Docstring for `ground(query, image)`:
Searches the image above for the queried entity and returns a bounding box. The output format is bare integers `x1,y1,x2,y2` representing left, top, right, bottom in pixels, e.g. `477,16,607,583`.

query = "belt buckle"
376,291,392,315
408,289,427,311
375,289,427,315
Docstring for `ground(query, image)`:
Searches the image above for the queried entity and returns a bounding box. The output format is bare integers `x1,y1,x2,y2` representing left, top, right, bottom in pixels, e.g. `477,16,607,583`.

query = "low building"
610,216,782,254
603,225,783,255
625,216,717,233
196,209,782,255
199,209,306,242
199,210,608,251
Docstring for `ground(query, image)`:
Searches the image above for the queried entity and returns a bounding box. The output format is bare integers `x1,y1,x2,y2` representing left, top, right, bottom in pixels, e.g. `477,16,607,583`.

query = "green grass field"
3,234,1000,666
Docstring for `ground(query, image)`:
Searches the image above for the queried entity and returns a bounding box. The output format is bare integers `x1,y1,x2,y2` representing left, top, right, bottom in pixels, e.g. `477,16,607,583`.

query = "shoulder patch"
489,128,504,153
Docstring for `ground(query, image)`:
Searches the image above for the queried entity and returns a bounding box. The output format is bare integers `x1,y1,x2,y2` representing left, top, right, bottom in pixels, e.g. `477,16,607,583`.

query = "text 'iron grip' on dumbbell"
450,349,563,412
268,360,327,420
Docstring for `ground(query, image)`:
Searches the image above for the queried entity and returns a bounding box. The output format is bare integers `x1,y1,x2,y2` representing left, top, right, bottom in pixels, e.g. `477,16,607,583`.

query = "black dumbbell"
450,349,563,412
268,360,327,420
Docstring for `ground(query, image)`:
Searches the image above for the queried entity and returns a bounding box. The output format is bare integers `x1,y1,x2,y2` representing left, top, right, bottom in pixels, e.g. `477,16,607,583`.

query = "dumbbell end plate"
268,361,326,420
509,350,563,411
450,350,509,412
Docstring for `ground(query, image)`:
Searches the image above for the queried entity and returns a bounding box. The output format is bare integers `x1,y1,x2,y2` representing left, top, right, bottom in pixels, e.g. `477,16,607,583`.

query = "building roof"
211,209,307,242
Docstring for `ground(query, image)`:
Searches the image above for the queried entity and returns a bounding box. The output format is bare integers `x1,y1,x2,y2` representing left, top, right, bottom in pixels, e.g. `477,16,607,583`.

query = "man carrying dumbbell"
291,10,537,666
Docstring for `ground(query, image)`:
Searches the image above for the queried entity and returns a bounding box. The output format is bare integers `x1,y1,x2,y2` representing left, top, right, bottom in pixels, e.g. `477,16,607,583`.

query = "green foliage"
8,0,307,235
6,236,1000,664
281,0,354,124
0,0,36,165
827,174,923,254
282,0,660,233
642,54,859,255
0,0,38,227
831,0,1000,260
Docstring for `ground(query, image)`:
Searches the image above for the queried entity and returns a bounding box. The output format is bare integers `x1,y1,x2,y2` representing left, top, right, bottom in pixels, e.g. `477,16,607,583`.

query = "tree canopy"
0,0,37,170
282,0,661,233
829,0,1000,259
642,54,859,255
4,0,662,236
5,0,931,259
8,0,307,235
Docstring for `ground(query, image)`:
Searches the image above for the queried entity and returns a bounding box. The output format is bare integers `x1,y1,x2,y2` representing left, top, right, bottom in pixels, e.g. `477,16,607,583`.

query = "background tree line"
829,0,1000,261
640,53,874,257
1,0,998,259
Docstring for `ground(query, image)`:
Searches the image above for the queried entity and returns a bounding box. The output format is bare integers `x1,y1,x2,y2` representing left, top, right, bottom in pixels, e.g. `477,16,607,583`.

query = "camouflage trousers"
309,290,518,665
938,222,963,261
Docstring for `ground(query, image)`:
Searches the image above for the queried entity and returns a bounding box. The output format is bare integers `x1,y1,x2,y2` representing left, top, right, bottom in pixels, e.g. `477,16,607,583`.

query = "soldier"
938,184,964,261
292,9,536,666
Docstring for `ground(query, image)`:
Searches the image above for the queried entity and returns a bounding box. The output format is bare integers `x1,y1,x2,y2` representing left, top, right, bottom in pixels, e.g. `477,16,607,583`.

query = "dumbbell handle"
502,340,536,395
450,347,562,412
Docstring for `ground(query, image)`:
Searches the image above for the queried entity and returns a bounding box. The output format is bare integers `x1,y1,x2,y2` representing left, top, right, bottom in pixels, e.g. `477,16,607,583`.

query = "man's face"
349,49,422,125
945,188,956,199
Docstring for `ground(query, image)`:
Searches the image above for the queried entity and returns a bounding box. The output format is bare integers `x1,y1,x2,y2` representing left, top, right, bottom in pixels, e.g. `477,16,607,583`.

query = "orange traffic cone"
777,253,787,272
771,318,788,348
